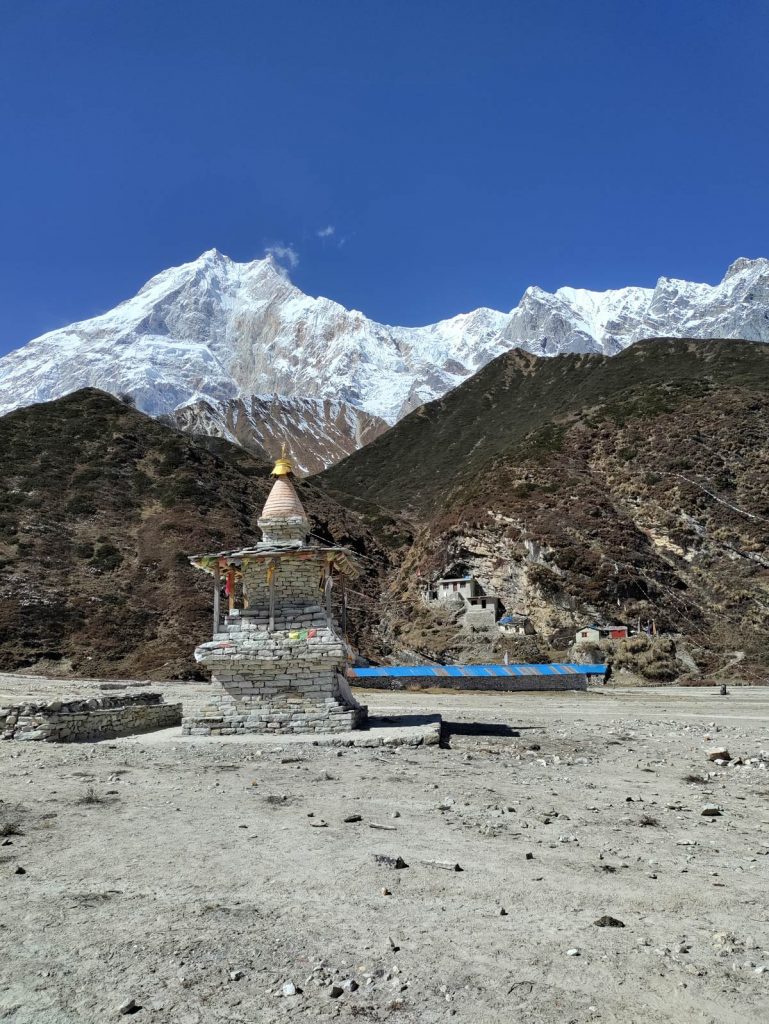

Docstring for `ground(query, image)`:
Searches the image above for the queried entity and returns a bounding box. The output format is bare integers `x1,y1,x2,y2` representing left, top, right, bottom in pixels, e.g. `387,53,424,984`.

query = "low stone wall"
353,674,589,693
0,692,182,742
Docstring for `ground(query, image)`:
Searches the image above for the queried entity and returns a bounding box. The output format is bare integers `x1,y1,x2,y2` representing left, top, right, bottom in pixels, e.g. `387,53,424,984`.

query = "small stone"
525,852,534,860
381,887,391,896
341,979,358,992
707,748,730,762
701,804,722,817
343,814,363,823
594,915,625,928
329,985,344,999
566,948,580,957
229,970,245,981
117,998,140,1015
14,866,26,875
374,854,408,869
499,907,508,916
281,982,297,997
391,811,401,818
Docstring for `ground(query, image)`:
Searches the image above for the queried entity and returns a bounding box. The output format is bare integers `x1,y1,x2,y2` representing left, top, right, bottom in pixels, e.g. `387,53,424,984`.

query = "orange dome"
261,476,307,520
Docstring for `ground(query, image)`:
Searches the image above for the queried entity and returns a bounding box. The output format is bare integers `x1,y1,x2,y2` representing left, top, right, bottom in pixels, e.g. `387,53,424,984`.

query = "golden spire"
271,443,293,477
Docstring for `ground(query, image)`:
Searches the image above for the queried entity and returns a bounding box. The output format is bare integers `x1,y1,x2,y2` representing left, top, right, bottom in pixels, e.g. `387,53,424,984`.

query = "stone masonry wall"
0,692,182,742
242,558,330,606
190,551,367,735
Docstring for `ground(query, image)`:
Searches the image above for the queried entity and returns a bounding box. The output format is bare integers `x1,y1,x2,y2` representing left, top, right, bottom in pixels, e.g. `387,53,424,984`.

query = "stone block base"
182,701,367,736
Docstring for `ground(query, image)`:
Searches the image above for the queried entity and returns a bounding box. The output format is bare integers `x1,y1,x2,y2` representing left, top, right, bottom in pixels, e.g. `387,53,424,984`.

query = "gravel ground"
2,678,769,1024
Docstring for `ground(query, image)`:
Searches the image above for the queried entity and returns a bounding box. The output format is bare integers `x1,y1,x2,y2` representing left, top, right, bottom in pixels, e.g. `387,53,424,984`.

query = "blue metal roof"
350,663,606,678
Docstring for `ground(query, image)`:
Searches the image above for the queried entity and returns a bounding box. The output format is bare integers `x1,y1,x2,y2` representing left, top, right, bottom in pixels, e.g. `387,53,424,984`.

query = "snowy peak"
723,256,769,280
1,253,769,454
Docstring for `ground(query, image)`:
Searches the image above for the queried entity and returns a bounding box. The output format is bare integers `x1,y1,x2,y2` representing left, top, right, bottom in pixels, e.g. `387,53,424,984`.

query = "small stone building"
575,623,629,645
423,573,501,629
184,453,367,735
498,613,536,636
424,576,479,602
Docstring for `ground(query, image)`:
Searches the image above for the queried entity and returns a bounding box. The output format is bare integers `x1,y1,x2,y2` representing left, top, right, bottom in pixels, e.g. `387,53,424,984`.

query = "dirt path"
2,680,769,1023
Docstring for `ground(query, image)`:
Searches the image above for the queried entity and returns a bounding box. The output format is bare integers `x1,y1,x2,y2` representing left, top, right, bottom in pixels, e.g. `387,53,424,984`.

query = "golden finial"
271,445,293,476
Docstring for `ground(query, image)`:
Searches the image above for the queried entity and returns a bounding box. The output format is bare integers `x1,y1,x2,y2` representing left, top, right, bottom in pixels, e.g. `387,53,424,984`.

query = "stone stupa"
183,452,367,735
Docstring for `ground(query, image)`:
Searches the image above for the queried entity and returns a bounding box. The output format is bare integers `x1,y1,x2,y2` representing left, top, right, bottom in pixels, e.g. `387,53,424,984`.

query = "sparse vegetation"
0,802,25,836
78,786,103,805
0,389,393,677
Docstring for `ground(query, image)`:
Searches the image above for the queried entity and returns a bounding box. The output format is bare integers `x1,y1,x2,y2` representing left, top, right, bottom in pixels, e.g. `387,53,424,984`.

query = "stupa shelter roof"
188,544,359,578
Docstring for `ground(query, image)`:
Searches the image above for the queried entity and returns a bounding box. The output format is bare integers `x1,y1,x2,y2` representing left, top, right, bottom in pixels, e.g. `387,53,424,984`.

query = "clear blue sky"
1,0,768,353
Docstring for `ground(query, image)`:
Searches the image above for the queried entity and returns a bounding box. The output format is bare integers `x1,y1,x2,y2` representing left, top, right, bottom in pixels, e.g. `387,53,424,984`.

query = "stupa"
183,452,367,735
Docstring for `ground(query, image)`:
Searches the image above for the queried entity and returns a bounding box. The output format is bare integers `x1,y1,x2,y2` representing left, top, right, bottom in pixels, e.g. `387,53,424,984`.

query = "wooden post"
268,560,277,632
227,570,235,613
212,563,221,636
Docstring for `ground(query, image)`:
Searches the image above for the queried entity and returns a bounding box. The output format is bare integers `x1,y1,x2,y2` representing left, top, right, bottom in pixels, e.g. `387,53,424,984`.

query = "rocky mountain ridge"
0,250,768,455
168,394,387,475
320,339,769,680
1,338,768,682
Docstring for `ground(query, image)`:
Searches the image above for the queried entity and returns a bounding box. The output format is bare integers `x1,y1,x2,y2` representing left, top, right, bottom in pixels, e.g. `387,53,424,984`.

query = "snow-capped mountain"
1,250,768,447
169,394,387,476
499,256,769,356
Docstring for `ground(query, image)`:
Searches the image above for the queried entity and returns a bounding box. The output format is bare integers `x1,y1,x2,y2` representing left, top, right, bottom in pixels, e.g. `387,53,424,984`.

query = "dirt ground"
2,678,769,1024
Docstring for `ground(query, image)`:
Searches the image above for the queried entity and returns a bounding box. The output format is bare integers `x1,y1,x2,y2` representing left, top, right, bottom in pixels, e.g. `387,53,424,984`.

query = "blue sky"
1,0,768,353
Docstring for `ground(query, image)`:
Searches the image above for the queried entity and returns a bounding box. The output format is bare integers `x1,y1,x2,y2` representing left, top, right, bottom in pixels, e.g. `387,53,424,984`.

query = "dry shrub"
0,803,25,836
77,786,103,806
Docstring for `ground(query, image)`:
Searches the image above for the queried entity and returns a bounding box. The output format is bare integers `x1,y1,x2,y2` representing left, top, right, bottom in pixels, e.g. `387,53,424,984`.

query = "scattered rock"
525,852,534,860
14,866,26,875
117,998,140,1016
343,814,363,823
566,948,581,957
421,859,463,871
707,748,730,762
701,805,722,817
229,970,244,981
341,979,358,992
329,985,344,999
281,981,297,997
381,887,391,896
374,854,408,869
499,907,508,916
594,915,625,928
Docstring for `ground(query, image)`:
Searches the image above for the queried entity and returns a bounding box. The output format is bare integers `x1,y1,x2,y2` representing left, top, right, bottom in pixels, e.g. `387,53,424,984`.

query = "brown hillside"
0,390,400,678
318,339,769,679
